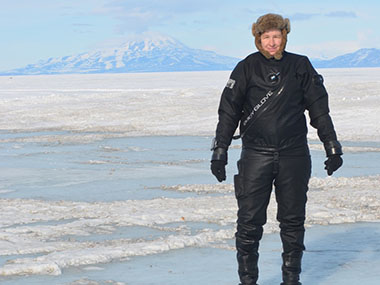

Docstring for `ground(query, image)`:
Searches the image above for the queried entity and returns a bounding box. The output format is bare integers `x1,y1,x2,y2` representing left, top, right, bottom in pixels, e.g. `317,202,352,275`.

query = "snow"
0,69,379,284
1,68,380,141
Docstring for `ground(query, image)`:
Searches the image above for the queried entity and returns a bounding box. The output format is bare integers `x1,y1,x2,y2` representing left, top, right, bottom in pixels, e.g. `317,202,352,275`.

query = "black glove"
210,147,228,182
324,154,343,176
211,160,227,182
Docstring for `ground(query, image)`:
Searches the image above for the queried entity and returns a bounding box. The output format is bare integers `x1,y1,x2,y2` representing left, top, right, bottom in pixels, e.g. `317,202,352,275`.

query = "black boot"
280,252,302,285
237,251,259,285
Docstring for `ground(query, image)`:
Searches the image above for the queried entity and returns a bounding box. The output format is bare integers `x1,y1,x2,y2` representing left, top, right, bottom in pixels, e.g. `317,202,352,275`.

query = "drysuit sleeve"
298,56,342,156
213,60,247,150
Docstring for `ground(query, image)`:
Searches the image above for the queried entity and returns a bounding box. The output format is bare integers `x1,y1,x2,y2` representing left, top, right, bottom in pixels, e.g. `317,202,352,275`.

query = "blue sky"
1,0,380,70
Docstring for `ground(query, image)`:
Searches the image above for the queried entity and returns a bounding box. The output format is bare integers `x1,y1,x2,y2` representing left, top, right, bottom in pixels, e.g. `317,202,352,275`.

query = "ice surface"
0,70,379,284
0,173,379,277
1,68,380,142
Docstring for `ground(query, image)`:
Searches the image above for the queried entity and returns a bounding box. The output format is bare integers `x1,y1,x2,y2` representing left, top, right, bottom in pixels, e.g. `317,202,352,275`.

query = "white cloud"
94,0,221,33
289,41,361,59
325,11,357,18
287,12,319,21
356,29,380,48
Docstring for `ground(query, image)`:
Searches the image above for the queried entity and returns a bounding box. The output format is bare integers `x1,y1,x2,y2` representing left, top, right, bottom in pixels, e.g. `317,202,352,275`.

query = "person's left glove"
210,147,227,182
324,154,343,176
211,160,227,182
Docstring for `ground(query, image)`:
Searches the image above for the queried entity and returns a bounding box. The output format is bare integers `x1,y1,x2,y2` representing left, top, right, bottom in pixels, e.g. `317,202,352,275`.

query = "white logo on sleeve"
226,78,236,89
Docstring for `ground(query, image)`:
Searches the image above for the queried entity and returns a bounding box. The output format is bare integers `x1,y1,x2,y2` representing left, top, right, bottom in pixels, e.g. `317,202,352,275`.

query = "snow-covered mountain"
312,48,380,68
1,35,240,75
3,36,380,75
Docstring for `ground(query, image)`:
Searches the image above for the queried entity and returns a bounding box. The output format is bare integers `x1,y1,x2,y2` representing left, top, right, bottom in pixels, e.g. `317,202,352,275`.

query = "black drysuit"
213,51,341,284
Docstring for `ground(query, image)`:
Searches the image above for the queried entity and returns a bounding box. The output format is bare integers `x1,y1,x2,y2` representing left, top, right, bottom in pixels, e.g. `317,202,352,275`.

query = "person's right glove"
324,154,343,176
210,147,227,182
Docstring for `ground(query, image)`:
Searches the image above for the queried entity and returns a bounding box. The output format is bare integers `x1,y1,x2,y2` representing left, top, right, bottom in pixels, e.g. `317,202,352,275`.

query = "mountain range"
1,35,380,75
311,48,380,68
1,35,239,75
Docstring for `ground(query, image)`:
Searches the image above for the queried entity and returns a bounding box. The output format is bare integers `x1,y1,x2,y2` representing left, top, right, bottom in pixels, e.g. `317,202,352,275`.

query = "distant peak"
0,32,240,75
123,32,180,45
115,33,185,52
350,48,380,55
311,47,380,68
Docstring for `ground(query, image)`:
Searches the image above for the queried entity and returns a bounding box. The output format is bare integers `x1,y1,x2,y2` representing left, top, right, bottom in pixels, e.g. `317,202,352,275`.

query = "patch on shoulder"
226,78,236,89
312,74,324,86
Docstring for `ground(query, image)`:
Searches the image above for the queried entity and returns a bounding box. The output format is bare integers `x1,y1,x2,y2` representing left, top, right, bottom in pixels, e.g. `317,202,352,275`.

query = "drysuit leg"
234,151,275,285
274,155,311,285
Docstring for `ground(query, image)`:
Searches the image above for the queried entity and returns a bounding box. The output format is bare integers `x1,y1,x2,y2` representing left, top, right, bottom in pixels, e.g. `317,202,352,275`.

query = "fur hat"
252,13,291,60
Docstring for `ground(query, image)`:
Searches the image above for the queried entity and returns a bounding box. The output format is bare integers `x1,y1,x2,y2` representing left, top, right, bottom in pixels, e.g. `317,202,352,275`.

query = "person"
210,13,343,285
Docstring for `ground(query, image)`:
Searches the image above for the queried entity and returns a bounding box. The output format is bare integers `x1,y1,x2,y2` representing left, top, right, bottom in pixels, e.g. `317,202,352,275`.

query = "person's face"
260,29,282,56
